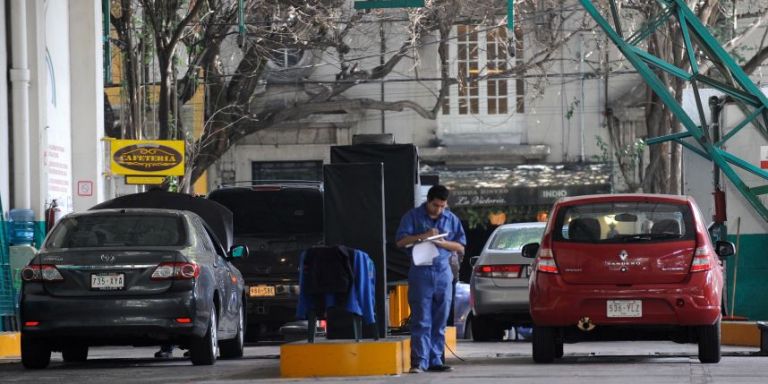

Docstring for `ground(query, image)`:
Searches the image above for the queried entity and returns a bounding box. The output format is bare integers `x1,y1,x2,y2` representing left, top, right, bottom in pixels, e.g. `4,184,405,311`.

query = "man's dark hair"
427,185,450,201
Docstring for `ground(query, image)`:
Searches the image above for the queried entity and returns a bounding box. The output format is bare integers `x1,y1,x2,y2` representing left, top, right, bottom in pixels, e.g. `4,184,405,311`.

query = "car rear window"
208,188,322,236
553,201,695,243
489,226,545,250
45,214,187,249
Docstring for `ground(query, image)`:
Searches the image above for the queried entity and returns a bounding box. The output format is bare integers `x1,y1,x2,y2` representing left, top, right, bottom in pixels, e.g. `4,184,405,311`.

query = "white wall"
44,0,73,214
69,0,105,212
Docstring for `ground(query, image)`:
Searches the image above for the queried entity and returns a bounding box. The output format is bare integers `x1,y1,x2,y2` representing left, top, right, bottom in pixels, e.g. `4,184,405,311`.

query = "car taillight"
690,246,712,272
475,264,523,278
691,231,713,272
535,244,559,274
21,265,64,282
151,262,200,280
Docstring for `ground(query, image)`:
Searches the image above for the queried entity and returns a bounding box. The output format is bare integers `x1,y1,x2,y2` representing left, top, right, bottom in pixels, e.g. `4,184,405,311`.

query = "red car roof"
556,193,692,206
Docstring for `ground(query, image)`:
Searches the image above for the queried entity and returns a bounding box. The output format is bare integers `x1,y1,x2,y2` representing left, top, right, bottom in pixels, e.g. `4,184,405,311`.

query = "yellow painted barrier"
281,337,406,377
722,321,761,347
0,332,20,358
388,284,410,328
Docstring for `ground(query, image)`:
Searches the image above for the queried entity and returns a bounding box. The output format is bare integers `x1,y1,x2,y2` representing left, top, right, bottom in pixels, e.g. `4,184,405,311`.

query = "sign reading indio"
110,140,185,176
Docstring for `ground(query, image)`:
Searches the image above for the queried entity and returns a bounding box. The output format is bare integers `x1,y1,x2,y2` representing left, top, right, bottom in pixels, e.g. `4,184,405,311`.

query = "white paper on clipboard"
405,233,449,248
412,241,440,266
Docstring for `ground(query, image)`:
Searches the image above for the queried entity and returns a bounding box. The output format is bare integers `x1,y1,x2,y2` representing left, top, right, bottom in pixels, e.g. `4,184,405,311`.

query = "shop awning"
423,163,613,207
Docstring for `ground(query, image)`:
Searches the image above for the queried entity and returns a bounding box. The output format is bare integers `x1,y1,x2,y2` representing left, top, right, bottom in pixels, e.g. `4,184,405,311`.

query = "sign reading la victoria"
110,139,185,176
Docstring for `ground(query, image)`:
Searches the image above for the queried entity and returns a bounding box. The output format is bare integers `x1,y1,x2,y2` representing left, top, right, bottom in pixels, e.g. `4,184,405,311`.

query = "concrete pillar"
26,0,49,243
70,0,105,211
9,0,31,210
0,0,9,212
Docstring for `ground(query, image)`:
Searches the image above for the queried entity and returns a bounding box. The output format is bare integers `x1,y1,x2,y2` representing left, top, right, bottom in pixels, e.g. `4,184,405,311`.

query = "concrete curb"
0,332,20,359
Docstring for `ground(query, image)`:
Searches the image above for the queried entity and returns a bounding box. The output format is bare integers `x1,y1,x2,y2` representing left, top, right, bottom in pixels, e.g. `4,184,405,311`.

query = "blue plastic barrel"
8,208,35,245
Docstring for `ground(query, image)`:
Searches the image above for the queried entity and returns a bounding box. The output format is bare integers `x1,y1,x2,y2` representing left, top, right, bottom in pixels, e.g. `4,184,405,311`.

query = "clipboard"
405,233,449,248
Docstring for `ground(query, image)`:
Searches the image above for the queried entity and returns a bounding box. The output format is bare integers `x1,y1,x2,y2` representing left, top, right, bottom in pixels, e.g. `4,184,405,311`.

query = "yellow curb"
722,321,761,347
0,332,20,358
280,337,406,377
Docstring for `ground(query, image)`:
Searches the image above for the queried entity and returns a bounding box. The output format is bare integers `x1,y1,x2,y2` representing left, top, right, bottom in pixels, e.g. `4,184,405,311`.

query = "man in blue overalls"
396,185,466,374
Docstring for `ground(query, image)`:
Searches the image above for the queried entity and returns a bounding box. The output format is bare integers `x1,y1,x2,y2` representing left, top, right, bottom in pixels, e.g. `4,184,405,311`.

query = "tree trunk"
158,54,173,140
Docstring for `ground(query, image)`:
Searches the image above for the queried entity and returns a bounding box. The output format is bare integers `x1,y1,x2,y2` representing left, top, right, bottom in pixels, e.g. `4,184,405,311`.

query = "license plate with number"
91,273,125,290
607,300,642,318
249,285,276,297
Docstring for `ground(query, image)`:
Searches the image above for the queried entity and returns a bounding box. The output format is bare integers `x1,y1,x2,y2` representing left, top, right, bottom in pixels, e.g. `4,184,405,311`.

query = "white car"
468,222,545,341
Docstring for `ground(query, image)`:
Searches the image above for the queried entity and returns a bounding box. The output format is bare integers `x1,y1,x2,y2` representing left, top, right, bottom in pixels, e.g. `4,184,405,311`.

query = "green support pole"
579,0,768,223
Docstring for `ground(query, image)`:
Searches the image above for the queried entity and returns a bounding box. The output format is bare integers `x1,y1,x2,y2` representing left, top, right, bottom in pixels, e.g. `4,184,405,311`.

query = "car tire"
532,326,556,364
555,340,564,359
463,317,474,340
62,344,89,363
220,305,245,359
698,319,721,364
471,315,504,342
21,335,51,369
190,309,219,365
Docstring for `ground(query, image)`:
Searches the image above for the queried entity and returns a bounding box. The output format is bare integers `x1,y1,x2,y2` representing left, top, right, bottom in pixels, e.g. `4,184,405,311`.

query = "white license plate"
607,300,642,318
91,273,125,290
249,285,276,297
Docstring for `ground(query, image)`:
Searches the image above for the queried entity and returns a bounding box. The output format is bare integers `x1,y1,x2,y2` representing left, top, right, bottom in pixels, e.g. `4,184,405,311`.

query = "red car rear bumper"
529,270,722,327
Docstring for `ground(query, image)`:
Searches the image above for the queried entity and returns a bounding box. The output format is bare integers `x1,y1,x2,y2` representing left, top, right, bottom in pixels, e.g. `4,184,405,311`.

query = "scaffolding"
0,195,17,331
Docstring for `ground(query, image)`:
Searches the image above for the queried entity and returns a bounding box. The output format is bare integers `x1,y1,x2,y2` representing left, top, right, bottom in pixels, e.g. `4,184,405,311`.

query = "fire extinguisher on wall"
45,199,61,234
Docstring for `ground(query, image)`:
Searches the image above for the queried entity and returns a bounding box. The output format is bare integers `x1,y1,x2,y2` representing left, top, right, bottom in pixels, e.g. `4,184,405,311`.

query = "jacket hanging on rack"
296,245,376,325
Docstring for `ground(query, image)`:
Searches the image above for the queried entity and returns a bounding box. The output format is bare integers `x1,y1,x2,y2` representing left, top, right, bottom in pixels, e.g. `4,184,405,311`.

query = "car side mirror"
521,243,540,258
470,256,479,267
714,241,735,257
229,245,249,259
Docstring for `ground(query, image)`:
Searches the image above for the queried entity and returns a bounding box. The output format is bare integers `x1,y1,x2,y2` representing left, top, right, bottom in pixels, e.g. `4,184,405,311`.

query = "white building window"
445,25,522,117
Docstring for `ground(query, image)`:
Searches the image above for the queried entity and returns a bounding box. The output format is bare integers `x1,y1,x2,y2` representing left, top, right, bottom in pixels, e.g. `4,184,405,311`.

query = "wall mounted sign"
109,140,185,176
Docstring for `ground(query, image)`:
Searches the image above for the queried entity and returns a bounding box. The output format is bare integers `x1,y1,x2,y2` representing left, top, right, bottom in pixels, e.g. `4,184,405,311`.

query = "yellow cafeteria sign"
110,140,185,176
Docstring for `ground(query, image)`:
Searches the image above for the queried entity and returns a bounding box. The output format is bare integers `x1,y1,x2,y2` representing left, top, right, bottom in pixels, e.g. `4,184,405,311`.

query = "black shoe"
154,350,172,359
427,365,453,372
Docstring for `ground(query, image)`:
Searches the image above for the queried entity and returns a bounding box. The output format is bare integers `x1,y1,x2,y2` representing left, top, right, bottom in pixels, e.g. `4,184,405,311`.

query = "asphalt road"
1,340,766,383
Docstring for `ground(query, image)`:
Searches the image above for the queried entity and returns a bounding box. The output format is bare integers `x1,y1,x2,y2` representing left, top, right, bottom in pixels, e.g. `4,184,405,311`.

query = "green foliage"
565,98,580,120
592,135,645,168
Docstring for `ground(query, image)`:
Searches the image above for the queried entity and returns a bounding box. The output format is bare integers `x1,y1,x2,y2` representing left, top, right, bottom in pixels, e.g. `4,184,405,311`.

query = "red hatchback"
521,194,734,364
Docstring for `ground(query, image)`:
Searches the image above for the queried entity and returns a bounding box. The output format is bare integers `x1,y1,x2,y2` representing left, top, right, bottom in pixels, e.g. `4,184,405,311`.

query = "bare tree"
108,0,586,191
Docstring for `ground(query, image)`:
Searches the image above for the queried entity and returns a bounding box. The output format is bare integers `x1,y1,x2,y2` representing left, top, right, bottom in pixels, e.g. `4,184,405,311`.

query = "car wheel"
532,326,556,364
698,319,721,363
220,305,245,359
21,335,51,369
62,344,89,363
471,315,504,342
190,309,219,365
555,340,564,359
464,317,474,340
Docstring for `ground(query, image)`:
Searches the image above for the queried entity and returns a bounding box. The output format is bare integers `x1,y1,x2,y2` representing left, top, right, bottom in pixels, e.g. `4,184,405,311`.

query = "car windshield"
554,201,695,243
45,214,187,249
489,226,545,250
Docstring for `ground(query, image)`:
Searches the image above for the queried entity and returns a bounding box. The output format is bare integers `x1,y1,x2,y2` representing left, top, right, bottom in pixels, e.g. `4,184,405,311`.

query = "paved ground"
0,340,766,383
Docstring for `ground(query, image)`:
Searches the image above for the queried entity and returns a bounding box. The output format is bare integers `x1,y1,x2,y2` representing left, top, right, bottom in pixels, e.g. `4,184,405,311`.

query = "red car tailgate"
553,240,696,285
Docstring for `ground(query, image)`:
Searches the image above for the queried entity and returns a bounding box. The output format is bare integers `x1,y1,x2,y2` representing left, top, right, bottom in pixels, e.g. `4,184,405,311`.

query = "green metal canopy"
580,0,768,222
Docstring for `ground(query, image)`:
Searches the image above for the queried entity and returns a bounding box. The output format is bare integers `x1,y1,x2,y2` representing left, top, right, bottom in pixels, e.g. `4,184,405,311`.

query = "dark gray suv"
20,208,247,368
207,181,323,341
